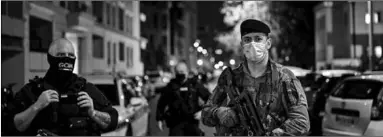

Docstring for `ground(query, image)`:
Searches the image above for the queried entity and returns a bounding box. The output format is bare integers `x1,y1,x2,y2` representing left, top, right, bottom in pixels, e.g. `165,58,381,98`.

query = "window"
118,8,124,30
119,42,125,61
67,1,80,12
161,14,167,29
95,84,119,105
2,35,23,49
176,23,185,37
60,1,66,8
107,41,111,66
106,3,111,25
29,16,53,53
153,14,158,29
332,80,383,100
92,34,104,58
92,1,103,24
111,5,115,28
178,40,183,55
126,15,133,34
126,47,133,67
162,36,167,46
2,1,23,19
113,43,117,64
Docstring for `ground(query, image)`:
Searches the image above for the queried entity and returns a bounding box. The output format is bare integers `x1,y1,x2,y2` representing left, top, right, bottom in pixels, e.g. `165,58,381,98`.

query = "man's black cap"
240,19,271,37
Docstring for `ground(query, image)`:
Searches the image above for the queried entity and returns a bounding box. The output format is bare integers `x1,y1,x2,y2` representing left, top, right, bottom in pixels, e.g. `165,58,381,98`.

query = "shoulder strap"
27,76,44,102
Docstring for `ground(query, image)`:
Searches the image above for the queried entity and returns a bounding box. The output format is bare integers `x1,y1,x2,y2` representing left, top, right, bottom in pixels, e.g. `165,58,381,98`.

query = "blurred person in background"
156,61,211,136
201,19,310,136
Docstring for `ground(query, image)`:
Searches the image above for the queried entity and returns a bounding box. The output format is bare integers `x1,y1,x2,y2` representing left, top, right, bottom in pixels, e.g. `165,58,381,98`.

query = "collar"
242,59,272,78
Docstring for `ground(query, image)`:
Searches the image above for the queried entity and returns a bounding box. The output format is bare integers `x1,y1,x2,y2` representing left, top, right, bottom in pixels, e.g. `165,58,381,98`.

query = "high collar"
43,69,75,90
242,59,272,78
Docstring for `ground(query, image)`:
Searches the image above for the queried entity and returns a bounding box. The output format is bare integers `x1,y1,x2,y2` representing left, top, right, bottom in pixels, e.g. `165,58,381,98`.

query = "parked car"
311,70,360,115
306,70,360,136
322,74,383,136
81,72,149,136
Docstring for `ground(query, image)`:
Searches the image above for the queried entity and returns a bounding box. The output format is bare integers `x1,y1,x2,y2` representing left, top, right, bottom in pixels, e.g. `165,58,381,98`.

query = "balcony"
67,11,95,32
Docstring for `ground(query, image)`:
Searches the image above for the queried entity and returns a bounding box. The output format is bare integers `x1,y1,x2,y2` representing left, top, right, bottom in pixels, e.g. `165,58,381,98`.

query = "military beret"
240,19,271,37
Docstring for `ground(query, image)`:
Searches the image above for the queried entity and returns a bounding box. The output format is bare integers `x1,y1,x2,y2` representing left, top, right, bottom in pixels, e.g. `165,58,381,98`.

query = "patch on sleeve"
282,67,297,79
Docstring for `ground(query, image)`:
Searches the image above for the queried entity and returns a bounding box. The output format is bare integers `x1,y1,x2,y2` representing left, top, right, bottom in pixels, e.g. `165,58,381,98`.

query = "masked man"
156,61,211,136
201,19,310,136
5,38,118,136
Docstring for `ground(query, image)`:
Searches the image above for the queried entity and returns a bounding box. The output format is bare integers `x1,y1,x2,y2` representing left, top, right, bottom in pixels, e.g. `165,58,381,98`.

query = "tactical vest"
165,79,200,126
28,76,99,136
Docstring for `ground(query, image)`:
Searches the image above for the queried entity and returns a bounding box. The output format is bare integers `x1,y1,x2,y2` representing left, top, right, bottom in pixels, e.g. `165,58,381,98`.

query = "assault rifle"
220,67,266,136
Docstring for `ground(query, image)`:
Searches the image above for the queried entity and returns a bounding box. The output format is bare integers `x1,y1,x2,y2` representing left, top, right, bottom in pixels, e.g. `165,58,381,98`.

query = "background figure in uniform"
156,61,211,136
4,38,118,136
201,19,310,136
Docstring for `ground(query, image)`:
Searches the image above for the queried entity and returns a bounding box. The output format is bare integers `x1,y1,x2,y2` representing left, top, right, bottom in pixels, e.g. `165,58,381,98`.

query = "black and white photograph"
1,1,383,136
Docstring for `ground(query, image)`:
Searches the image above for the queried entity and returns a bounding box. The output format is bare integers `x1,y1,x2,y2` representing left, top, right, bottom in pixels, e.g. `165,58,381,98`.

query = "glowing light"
193,41,200,48
140,13,146,22
169,60,176,66
218,61,224,66
215,49,223,55
197,47,203,52
214,64,220,69
197,59,203,66
229,59,235,65
375,46,382,58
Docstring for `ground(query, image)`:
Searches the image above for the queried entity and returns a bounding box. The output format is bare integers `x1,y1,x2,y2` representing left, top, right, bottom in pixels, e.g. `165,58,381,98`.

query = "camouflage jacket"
201,60,310,136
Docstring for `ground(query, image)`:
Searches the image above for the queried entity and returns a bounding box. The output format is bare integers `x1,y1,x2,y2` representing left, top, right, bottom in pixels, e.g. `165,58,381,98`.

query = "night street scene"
1,1,383,136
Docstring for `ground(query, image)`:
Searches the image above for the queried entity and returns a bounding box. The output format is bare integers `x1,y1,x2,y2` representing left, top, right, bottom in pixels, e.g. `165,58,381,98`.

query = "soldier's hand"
157,121,164,131
216,107,238,127
271,128,286,136
194,110,202,120
34,90,59,110
77,91,94,115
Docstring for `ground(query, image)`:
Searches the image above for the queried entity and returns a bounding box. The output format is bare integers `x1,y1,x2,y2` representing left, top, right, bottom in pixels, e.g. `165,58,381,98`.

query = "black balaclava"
175,73,187,82
46,53,76,89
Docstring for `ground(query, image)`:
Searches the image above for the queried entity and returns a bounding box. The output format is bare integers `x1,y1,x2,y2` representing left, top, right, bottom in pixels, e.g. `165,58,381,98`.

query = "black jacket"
156,78,211,127
4,74,118,136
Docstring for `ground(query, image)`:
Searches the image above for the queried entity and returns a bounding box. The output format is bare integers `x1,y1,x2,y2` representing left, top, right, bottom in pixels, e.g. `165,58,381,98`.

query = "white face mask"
243,42,268,63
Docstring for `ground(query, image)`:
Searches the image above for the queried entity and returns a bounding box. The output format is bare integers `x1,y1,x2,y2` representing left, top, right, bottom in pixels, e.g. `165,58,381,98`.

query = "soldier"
201,19,310,136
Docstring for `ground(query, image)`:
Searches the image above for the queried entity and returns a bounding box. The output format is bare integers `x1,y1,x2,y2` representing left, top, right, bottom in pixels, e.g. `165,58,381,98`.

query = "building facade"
140,1,198,73
1,1,143,92
314,1,383,70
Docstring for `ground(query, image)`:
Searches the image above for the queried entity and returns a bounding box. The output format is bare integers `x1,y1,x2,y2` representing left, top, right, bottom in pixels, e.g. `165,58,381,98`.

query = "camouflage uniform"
201,60,310,136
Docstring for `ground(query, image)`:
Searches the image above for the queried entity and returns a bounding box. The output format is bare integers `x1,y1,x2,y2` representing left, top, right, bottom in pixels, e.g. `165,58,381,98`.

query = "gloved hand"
215,107,238,127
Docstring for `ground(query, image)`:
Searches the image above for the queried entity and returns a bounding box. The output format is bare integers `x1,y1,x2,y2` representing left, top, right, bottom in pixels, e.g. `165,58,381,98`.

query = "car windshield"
95,84,119,105
320,77,342,93
331,80,383,100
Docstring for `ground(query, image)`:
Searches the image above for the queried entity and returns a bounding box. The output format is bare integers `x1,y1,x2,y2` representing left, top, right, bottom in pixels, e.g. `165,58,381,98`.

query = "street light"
140,13,146,22
215,49,223,55
169,60,176,66
197,59,203,66
202,49,207,55
218,61,224,66
193,41,199,48
375,46,382,58
197,47,203,52
214,64,220,69
229,59,235,65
